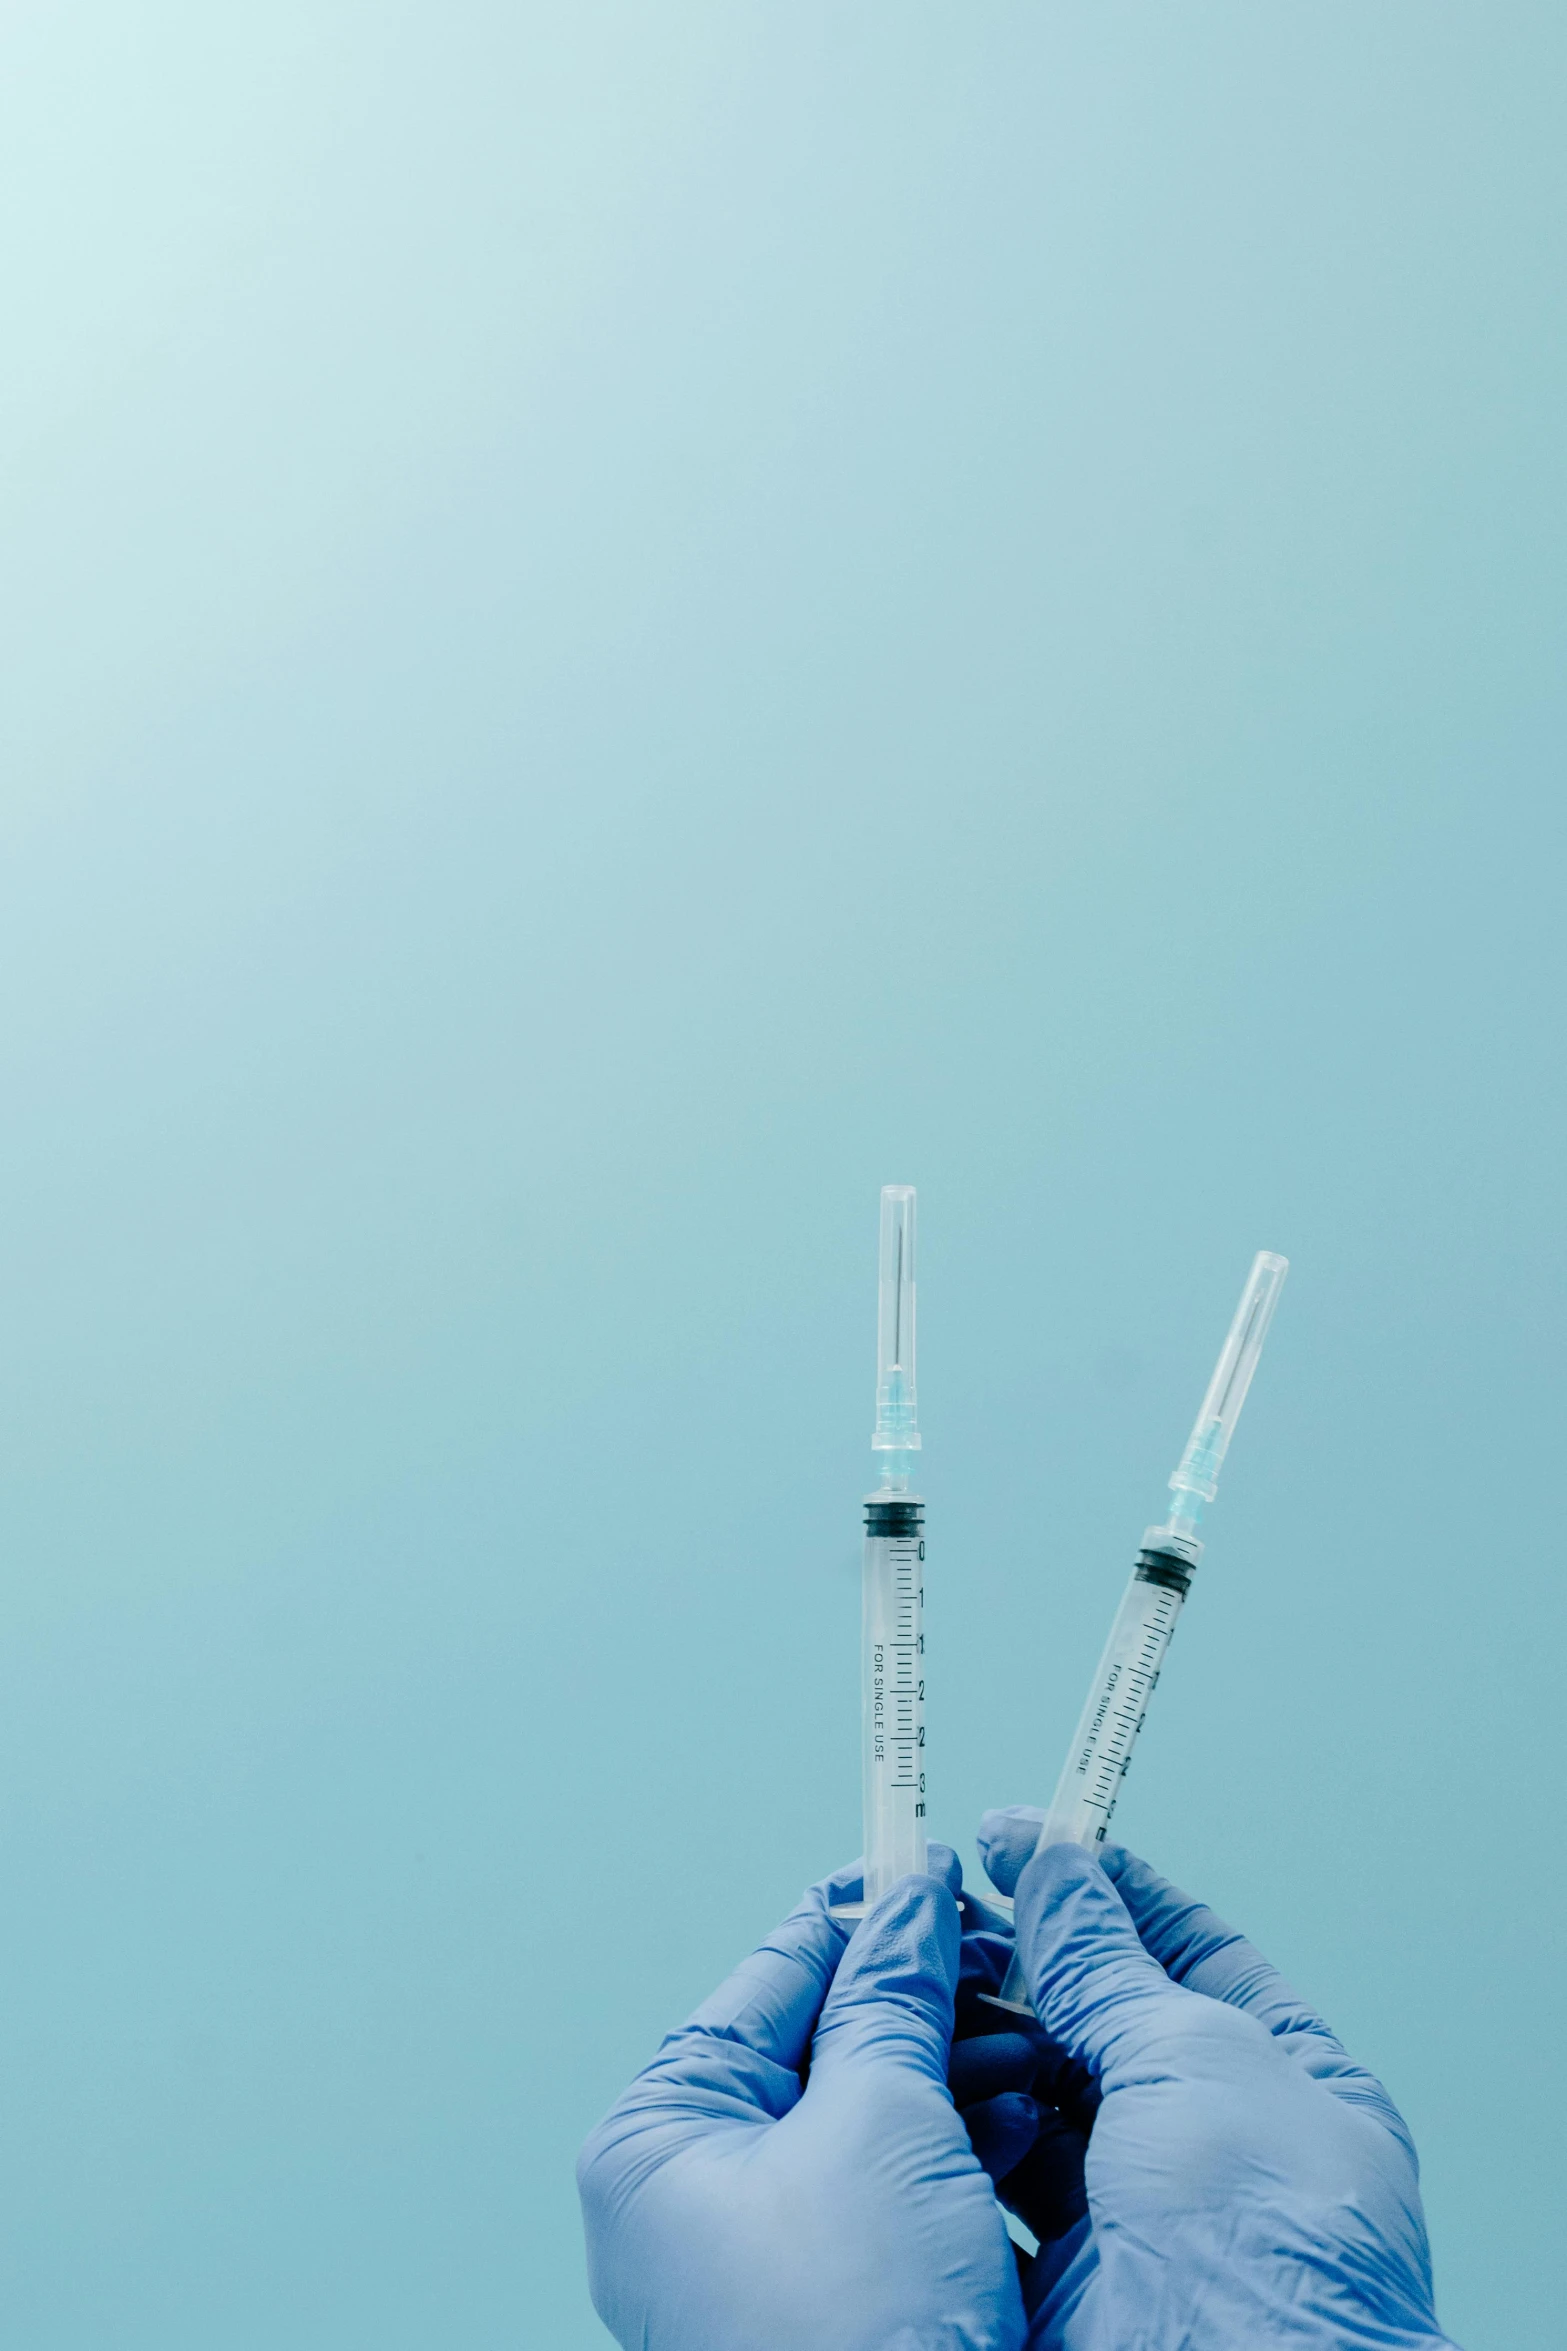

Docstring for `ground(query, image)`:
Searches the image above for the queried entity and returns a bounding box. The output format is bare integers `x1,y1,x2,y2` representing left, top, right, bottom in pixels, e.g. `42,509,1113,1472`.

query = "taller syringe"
986,1250,1287,2011
861,1185,928,1902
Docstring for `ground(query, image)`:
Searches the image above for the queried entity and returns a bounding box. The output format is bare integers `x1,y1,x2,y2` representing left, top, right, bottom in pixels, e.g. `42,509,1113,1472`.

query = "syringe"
985,1249,1287,2010
834,1186,927,1920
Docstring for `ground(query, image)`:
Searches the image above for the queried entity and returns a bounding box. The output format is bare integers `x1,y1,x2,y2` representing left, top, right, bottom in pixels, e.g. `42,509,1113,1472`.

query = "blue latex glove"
977,1809,1462,2351
577,1847,1034,2351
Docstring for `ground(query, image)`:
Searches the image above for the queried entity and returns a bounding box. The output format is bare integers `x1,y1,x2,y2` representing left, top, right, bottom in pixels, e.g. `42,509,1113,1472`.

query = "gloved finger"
949,2021,1047,2115
646,1846,961,2105
962,2091,1041,2183
1025,2040,1101,2134
977,1805,1048,1898
956,1886,1015,1934
979,1812,1331,2042
1101,1843,1411,2137
997,2107,1090,2246
957,1914,1017,1994
948,2029,1041,2106
810,1874,961,2088
948,2002,1101,2131
1099,1843,1345,2041
984,1816,1340,2049
829,1846,963,1915
1010,1840,1187,2084
1017,2214,1094,2327
927,1841,964,1898
637,1864,859,2114
810,1842,961,1907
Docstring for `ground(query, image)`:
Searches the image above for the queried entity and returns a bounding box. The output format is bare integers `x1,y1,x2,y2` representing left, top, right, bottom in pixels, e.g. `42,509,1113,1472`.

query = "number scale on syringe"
889,1538,923,1795
862,1524,926,1898
1067,1571,1184,1837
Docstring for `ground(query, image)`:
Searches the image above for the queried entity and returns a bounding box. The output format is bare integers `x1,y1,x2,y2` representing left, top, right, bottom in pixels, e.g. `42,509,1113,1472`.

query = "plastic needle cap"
1164,1250,1288,1546
872,1185,919,1464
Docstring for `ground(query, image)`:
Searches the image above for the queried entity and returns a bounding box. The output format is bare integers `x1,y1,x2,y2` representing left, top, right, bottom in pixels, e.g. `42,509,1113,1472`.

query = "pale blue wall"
0,7,1560,2343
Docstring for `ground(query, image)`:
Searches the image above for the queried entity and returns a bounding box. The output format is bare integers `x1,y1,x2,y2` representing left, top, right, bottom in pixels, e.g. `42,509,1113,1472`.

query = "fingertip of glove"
832,1871,963,2004
883,1868,963,1950
1009,1840,1118,1942
1011,1842,1175,2063
1095,1841,1161,1900
927,1840,963,1896
1016,1840,1111,1900
976,1806,1046,1896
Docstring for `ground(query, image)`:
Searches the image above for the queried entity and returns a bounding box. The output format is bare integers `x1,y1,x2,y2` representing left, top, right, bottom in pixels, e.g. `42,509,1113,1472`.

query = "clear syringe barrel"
861,1495,927,1901
1033,1549,1192,1850
862,1184,926,1902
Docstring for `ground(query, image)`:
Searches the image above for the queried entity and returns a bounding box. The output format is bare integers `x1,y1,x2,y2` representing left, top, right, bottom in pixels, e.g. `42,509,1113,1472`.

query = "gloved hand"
577,1846,1034,2351
976,1808,1462,2350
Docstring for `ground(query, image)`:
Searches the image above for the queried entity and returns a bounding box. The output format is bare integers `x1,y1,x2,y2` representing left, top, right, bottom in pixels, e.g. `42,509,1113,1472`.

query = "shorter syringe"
985,1249,1287,2011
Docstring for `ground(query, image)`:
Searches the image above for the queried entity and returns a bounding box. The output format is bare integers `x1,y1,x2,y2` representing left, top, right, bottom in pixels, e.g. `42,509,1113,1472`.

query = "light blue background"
0,6,1560,2343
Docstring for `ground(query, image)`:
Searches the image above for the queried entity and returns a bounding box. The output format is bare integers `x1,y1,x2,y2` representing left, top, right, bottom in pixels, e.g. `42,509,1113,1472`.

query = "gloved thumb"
1011,1840,1184,2084
809,1875,960,2089
977,1804,1048,1897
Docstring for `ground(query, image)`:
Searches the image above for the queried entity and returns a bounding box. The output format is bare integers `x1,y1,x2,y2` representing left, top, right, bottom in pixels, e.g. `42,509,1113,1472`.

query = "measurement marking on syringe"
1070,1599,1180,1800
867,1541,925,1792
